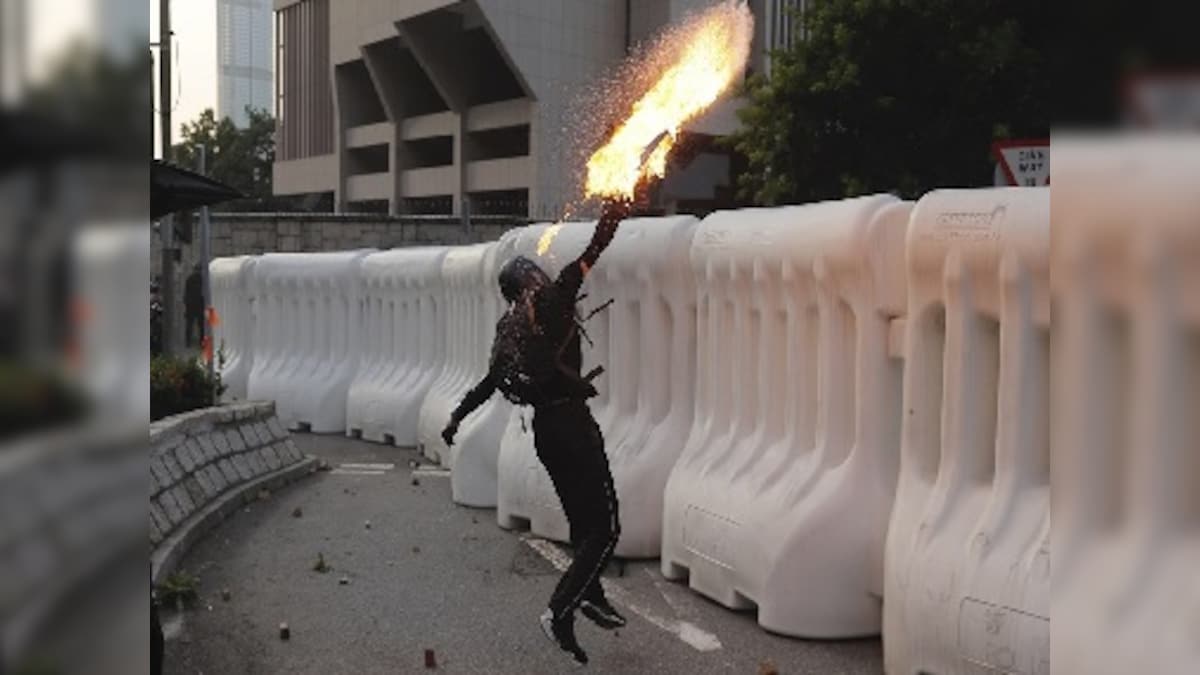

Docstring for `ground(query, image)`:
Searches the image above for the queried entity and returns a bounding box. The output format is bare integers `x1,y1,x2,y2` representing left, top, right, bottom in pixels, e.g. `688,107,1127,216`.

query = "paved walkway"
163,434,882,674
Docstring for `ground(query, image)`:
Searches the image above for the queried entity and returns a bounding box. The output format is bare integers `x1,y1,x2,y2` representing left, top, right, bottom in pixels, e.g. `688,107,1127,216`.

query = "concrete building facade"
272,0,800,219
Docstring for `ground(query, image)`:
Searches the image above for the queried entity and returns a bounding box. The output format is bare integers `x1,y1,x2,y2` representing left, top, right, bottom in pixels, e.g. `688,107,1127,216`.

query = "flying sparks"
584,1,754,199
537,224,564,256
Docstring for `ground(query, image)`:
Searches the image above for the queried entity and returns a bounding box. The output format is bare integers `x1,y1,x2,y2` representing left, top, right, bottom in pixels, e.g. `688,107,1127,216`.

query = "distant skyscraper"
217,0,272,127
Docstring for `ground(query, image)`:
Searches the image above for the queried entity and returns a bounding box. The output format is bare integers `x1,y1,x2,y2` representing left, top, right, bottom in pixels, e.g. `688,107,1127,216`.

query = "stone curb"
150,401,276,445
151,455,318,587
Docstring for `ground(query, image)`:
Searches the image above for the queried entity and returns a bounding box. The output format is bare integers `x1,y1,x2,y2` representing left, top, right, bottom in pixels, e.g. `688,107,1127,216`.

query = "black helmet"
498,255,550,303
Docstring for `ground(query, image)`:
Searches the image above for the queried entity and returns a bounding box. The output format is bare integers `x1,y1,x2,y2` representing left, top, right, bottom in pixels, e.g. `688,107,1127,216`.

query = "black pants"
186,311,204,347
532,399,620,620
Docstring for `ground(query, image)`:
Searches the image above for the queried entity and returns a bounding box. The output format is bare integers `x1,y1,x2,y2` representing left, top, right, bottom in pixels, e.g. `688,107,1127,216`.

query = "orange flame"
584,1,754,199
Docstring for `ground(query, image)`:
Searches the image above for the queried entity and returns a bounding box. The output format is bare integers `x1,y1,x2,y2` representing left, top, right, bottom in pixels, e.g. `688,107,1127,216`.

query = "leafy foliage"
728,0,1048,204
0,362,89,441
173,107,275,207
157,570,201,609
150,355,225,421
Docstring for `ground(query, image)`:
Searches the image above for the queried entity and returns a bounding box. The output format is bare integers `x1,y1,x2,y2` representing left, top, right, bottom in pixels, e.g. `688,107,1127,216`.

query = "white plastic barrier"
443,230,537,507
416,243,494,468
494,216,699,558
73,223,150,424
495,223,582,538
246,250,373,431
883,188,1049,674
345,247,448,444
209,256,256,401
1052,137,1200,675
659,196,909,637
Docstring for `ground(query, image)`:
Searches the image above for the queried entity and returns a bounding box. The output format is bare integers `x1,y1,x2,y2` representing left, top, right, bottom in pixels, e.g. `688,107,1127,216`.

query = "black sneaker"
539,609,588,664
580,598,626,629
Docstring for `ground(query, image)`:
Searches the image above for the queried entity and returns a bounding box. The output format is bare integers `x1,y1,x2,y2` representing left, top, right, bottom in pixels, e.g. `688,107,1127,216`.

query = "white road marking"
646,567,691,618
330,469,387,476
522,536,723,653
412,468,451,478
339,463,396,471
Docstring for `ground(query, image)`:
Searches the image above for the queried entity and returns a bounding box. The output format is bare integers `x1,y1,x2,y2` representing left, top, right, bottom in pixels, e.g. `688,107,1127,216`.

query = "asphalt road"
163,434,883,674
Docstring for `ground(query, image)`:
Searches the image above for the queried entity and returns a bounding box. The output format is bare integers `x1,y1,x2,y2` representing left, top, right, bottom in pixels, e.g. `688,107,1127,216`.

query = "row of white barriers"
1051,137,1200,675
209,142,1197,673
414,243,507,506
663,195,911,638
495,215,699,557
209,255,257,400
73,224,150,424
883,188,1050,674
243,250,373,432
344,247,447,446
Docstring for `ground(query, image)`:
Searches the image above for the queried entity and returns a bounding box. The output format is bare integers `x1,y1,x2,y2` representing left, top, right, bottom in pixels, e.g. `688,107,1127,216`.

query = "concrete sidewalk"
163,434,882,674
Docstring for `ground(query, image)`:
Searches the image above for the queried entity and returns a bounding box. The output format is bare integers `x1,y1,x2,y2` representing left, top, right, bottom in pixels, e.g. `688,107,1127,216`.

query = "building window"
469,189,528,217
402,195,454,215
403,136,454,168
347,144,390,175
344,200,389,214
467,125,531,161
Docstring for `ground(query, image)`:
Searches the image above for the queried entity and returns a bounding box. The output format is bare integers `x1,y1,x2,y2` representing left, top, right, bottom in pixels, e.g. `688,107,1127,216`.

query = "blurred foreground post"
158,0,176,354
197,143,214,385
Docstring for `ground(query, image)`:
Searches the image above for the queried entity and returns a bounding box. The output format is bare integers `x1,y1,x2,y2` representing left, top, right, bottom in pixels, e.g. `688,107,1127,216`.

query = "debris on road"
758,660,778,675
364,519,371,529
279,622,290,640
292,506,303,518
411,477,421,486
312,552,332,574
424,648,438,669
412,546,421,554
257,488,271,501
339,575,350,586
220,588,231,602
317,459,331,471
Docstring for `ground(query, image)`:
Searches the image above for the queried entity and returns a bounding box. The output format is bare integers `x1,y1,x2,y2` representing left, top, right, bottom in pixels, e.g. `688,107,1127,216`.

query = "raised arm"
556,200,630,298
442,371,497,446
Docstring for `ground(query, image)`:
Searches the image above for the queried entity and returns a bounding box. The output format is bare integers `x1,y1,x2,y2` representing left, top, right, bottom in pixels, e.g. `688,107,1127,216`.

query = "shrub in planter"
0,361,89,440
150,355,225,421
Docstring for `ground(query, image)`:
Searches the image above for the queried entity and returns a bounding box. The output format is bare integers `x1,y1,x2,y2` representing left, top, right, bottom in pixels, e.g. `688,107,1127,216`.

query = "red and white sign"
992,139,1049,187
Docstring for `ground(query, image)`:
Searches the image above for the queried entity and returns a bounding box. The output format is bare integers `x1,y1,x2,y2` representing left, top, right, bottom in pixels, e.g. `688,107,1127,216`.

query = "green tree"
729,0,1048,204
173,107,275,205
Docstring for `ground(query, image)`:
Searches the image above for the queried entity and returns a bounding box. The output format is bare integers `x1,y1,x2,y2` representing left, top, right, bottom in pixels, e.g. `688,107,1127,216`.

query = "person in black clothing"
184,264,205,348
442,200,630,664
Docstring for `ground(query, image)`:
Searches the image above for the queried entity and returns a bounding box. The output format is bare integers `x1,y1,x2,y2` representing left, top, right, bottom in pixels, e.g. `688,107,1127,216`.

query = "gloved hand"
602,198,632,221
442,419,459,447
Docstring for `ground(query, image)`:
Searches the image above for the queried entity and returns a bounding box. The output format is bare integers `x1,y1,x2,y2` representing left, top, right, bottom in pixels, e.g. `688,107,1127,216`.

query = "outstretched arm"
556,200,630,298
442,371,497,446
